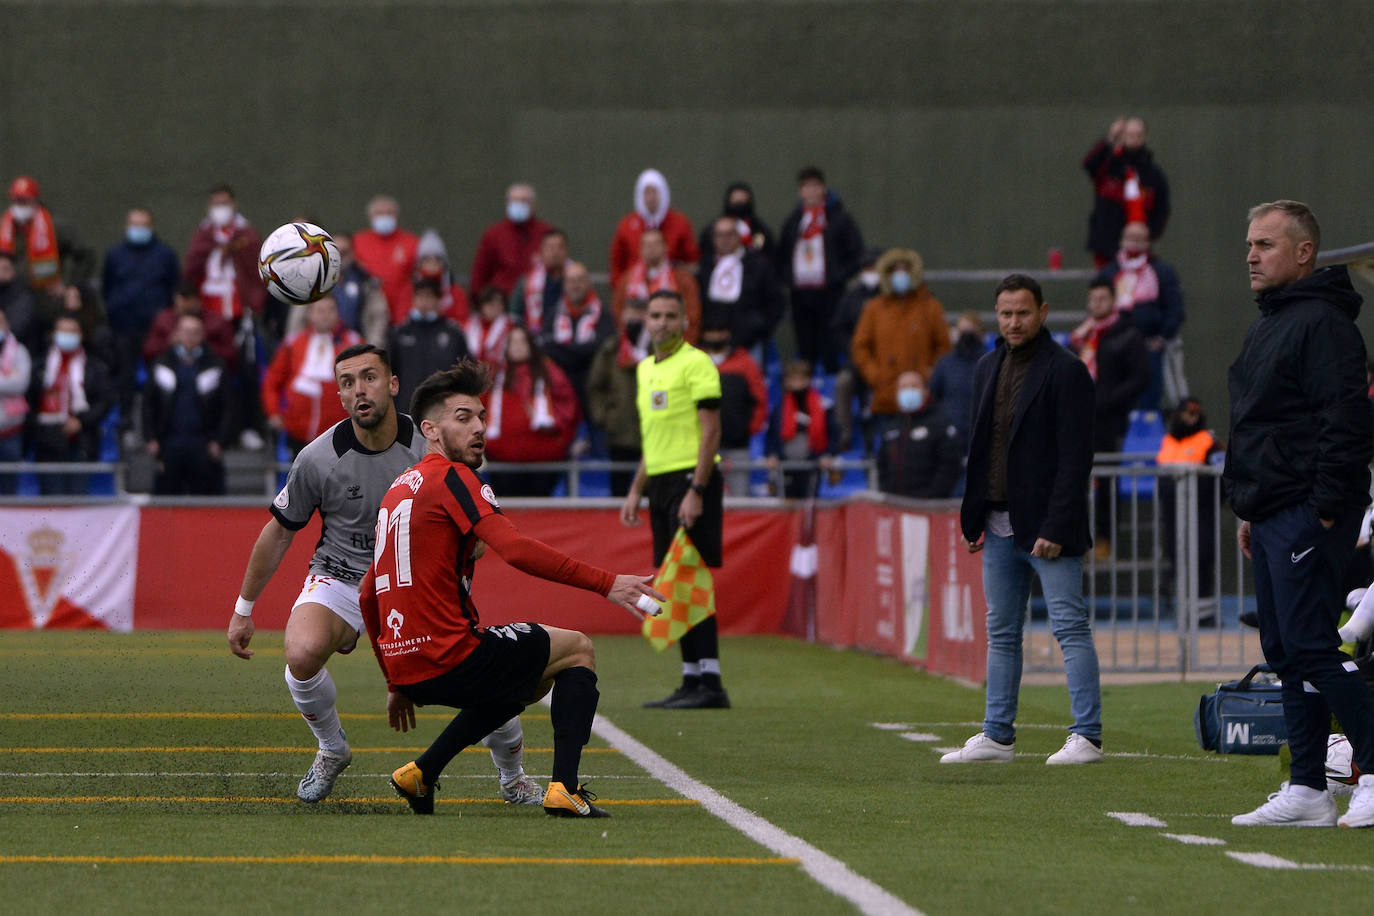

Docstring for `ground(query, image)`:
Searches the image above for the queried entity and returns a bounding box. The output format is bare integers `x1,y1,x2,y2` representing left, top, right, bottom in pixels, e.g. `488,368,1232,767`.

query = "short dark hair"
647,289,684,310
335,343,392,372
410,358,492,419
994,273,1044,307
208,183,235,199
1088,278,1114,294
699,320,732,336
541,227,567,244
796,166,826,185
175,280,200,299
412,277,442,298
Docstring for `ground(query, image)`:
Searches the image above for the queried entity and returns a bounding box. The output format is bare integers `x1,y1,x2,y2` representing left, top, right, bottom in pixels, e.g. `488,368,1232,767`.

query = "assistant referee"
620,289,730,709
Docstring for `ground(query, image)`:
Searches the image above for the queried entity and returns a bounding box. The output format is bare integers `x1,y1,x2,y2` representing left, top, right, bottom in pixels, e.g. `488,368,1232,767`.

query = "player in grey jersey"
227,344,539,805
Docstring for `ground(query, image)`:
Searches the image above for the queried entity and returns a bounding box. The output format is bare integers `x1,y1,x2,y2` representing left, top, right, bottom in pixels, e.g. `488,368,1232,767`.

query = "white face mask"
54,330,82,353
889,270,913,295
371,214,397,236
506,200,531,223
208,204,234,227
8,204,35,223
860,270,881,289
708,350,728,366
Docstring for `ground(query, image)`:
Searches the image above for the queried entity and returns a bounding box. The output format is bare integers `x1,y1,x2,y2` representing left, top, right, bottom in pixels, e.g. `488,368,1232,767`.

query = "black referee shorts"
646,466,723,568
398,623,551,709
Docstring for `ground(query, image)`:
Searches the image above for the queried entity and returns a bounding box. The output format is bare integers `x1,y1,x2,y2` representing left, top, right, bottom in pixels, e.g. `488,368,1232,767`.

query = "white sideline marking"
1161,833,1226,846
898,733,942,743
591,712,921,916
1227,851,1374,872
871,723,913,731
1107,812,1167,827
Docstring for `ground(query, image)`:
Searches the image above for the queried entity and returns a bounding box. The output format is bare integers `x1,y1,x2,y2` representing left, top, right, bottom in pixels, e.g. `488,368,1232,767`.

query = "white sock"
1340,586,1374,643
698,658,721,676
284,665,348,755
482,716,525,784
1287,783,1326,801
681,662,701,679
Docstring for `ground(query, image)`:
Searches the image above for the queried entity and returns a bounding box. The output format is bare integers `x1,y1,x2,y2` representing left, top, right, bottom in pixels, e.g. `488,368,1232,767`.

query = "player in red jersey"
360,358,663,817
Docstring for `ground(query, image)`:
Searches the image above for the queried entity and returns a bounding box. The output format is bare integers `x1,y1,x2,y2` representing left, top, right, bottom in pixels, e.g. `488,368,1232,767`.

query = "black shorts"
646,466,723,568
398,623,551,709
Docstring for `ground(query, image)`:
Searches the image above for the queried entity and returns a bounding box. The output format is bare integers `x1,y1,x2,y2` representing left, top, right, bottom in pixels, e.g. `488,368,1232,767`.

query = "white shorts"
292,575,364,650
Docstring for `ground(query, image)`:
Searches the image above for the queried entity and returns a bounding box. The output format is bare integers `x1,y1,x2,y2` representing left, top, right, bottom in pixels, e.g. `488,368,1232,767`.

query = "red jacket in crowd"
353,228,419,322
183,215,264,322
469,216,552,299
260,324,364,444
608,210,698,288
482,359,580,463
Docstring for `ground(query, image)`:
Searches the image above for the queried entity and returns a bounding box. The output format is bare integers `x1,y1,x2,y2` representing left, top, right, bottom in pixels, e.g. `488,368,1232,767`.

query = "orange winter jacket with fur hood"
849,248,951,415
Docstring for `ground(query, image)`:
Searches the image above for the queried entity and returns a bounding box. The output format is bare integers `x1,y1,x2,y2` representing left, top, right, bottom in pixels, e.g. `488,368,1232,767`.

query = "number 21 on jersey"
373,499,413,593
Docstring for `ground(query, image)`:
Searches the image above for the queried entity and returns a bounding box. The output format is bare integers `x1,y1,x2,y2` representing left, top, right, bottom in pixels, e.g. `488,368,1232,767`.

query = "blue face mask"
371,214,397,236
506,200,532,223
897,388,925,412
410,308,440,323
889,270,913,295
126,225,153,246
174,344,203,361
54,331,81,353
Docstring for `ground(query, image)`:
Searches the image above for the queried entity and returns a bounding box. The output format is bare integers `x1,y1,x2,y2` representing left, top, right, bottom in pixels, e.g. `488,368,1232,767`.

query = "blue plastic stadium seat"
1117,409,1164,499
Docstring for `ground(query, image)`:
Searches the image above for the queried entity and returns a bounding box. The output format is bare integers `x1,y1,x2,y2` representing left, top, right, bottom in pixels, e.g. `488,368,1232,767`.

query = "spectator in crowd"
2,175,94,294
414,228,471,326
1156,396,1222,620
143,312,230,495
183,184,264,327
483,323,580,497
609,169,699,287
929,311,987,444
103,207,180,444
469,182,552,300
330,231,389,348
539,260,615,416
766,359,837,499
144,282,238,373
586,296,650,497
0,310,31,495
1083,116,1170,266
1068,279,1150,556
613,228,700,341
261,296,363,455
352,194,419,321
698,216,785,359
831,248,884,452
777,166,865,372
876,369,963,500
0,252,40,355
701,321,767,496
465,286,513,370
697,181,776,262
511,228,570,330
389,278,470,412
44,283,115,371
850,247,951,432
1096,220,1186,411
29,315,112,495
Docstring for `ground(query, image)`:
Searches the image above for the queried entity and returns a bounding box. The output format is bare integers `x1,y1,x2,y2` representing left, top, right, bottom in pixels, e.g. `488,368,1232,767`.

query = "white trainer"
1232,782,1337,827
297,748,352,803
1338,773,1374,828
939,732,1014,763
1046,733,1104,765
499,774,545,806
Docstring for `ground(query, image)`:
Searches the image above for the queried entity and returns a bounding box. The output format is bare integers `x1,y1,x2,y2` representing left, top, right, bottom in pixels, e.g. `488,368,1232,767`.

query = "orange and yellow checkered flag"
641,527,716,651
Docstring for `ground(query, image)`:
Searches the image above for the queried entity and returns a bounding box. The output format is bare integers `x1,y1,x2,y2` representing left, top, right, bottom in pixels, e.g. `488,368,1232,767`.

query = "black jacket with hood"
1223,265,1372,522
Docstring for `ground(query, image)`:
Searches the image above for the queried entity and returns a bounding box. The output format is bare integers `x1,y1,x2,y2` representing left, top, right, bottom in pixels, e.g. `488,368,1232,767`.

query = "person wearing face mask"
0,310,31,495
875,370,962,500
609,169,700,287
697,181,776,263
28,315,112,495
1094,220,1186,412
850,247,951,438
353,195,419,321
261,296,364,457
102,208,180,447
183,184,264,326
699,322,767,497
143,313,231,495
0,175,93,295
830,248,884,452
929,311,988,447
587,297,651,496
469,183,553,301
388,278,470,412
410,229,471,327
1083,116,1171,266
328,232,390,349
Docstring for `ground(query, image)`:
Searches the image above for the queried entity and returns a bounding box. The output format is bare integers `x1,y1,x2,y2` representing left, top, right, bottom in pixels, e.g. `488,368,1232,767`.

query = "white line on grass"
1161,833,1226,846
591,712,922,916
898,733,941,743
1106,812,1168,827
1227,851,1374,872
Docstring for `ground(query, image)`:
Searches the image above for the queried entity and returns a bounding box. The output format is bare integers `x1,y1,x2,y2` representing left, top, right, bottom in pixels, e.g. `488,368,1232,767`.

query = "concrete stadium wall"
2,0,1371,421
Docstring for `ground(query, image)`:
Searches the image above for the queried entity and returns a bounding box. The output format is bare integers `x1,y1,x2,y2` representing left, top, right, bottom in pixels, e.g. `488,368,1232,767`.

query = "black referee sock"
550,666,599,789
417,702,522,787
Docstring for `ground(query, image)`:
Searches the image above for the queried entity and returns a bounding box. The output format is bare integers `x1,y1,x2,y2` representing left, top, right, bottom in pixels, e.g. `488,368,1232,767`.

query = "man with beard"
226,344,540,808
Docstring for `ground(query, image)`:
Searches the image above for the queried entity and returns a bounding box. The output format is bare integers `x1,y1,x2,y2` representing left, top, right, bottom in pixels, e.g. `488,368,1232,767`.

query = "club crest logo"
19,525,68,626
480,484,499,507
651,390,667,410
273,487,289,510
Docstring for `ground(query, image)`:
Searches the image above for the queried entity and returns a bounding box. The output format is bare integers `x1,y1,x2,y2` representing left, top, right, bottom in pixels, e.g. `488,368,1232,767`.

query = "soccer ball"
258,221,341,305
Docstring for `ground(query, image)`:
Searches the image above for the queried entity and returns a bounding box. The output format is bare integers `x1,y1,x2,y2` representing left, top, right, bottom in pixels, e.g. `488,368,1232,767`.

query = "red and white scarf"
465,313,510,367
522,263,551,329
781,388,828,456
39,346,88,425
708,250,744,303
1073,312,1120,381
0,334,29,431
487,364,552,441
1123,168,1146,224
792,206,827,288
200,213,250,321
551,291,603,346
621,260,679,302
617,325,651,369
1113,251,1160,311
0,204,61,288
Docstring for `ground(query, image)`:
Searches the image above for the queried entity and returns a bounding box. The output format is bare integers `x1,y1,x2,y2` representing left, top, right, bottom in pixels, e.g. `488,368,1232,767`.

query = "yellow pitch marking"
0,796,695,806
0,854,794,867
0,747,616,755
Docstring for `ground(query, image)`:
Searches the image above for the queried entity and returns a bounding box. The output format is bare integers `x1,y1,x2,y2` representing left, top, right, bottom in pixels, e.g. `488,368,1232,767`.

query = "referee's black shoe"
643,684,696,708
662,685,731,709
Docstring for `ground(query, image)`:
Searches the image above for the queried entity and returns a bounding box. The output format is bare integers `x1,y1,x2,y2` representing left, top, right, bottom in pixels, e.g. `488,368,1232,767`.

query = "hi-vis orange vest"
1156,429,1213,465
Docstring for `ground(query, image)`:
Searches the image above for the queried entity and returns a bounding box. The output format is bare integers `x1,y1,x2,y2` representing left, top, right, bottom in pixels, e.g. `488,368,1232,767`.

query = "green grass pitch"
0,631,1365,914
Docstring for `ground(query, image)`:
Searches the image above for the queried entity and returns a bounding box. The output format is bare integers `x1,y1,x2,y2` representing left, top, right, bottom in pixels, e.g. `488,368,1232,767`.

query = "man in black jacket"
388,278,469,412
941,274,1103,766
143,312,231,494
699,216,784,358
1225,200,1374,828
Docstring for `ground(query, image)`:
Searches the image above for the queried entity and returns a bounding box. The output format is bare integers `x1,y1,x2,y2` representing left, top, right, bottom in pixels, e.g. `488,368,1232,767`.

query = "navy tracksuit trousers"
1251,503,1374,789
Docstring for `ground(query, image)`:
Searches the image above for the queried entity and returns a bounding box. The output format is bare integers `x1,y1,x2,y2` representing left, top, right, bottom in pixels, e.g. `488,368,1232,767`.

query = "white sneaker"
939,732,1014,763
499,774,545,806
1232,782,1337,827
297,748,352,803
1338,774,1374,828
1046,733,1104,765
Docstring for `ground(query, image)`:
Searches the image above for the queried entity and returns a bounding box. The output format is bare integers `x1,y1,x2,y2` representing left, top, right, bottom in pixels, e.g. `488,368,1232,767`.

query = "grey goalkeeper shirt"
270,414,426,583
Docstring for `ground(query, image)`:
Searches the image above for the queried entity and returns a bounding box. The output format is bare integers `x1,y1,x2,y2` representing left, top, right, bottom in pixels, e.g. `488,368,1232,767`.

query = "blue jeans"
981,533,1102,745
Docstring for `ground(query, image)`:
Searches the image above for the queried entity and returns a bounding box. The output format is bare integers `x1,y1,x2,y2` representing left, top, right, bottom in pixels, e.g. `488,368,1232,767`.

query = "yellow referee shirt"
636,342,722,476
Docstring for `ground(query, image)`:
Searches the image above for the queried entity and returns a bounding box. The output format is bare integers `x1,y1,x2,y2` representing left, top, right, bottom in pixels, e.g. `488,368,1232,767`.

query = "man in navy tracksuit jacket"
1225,200,1374,828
